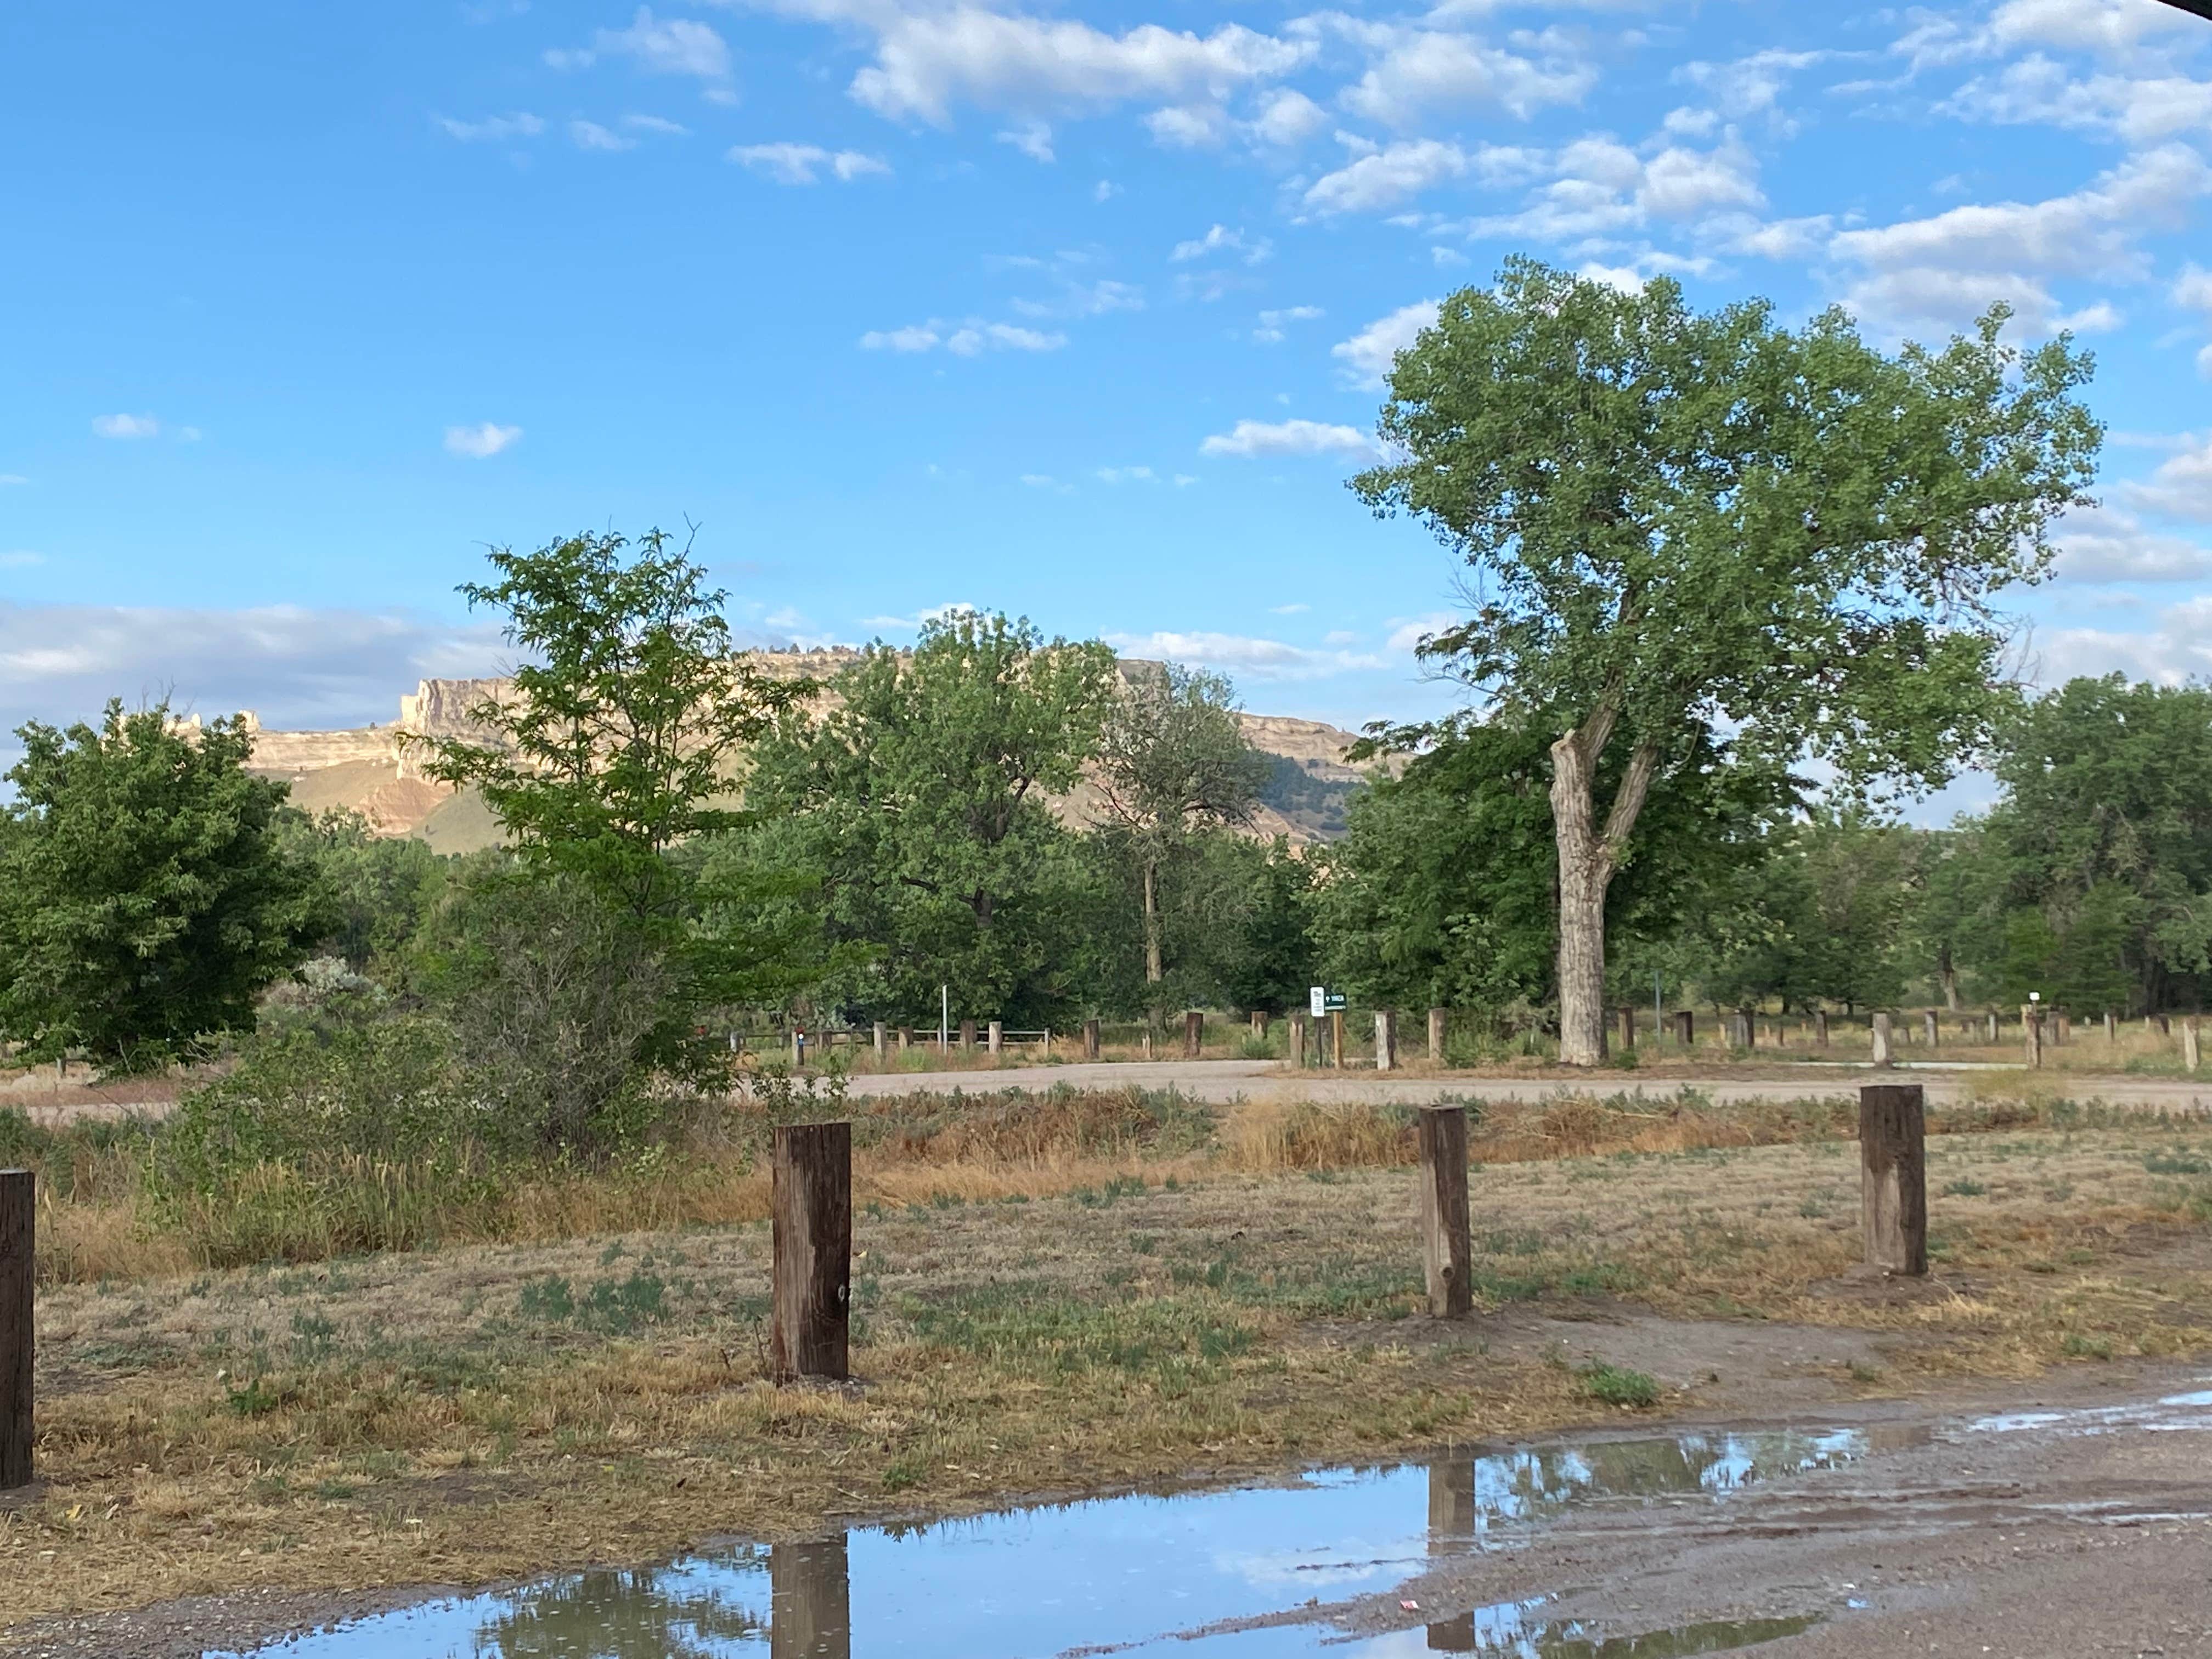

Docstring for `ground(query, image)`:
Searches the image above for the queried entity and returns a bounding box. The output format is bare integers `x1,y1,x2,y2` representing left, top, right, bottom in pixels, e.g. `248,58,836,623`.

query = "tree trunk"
1142,857,1163,985
1938,944,1959,1012
1549,715,1658,1069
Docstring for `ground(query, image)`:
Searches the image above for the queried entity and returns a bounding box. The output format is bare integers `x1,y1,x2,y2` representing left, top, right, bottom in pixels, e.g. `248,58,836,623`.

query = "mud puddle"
206,1421,1942,1658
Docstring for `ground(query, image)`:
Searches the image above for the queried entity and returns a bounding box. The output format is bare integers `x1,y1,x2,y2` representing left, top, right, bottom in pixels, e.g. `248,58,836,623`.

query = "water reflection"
225,1427,1876,1659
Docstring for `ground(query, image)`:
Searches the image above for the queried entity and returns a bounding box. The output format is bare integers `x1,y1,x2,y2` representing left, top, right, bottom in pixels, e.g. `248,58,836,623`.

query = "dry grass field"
8,1080,2212,1635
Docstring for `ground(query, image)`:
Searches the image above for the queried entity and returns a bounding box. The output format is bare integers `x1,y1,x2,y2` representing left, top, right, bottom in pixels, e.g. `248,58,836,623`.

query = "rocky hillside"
238,654,1373,853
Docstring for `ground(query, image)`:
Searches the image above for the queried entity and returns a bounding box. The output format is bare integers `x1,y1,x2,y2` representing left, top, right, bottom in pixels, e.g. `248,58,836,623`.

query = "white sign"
1310,985,1327,1018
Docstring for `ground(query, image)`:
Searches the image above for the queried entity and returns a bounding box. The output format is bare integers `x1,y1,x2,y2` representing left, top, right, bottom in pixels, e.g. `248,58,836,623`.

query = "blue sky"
4,0,2212,752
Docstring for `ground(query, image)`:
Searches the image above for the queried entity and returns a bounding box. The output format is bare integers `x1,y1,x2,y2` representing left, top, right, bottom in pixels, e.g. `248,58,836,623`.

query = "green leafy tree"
0,701,323,1066
415,529,811,1125
277,808,448,972
742,611,1117,1024
1093,662,1268,1002
1352,259,2101,1063
1970,675,2212,1012
1317,712,1788,1017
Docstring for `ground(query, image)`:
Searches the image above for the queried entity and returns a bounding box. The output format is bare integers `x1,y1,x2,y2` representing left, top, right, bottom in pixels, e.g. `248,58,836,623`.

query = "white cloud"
1829,144,2211,337
92,414,160,439
2032,596,2212,689
1269,602,1311,615
1253,304,1323,343
624,113,690,136
571,119,635,151
1094,179,1121,201
2052,503,2212,580
1248,88,1328,146
0,476,25,488
1465,133,1764,241
1302,138,1473,215
859,319,1065,353
444,422,522,459
996,120,1054,161
436,112,546,142
1331,300,1440,387
552,7,733,82
1103,628,1386,681
1384,612,1455,654
1144,104,1229,146
730,142,890,183
1673,48,1825,127
857,601,980,631
1199,419,1380,459
0,552,44,568
1990,0,2202,58
765,2,1311,126
1170,223,1272,263
1334,25,1599,129
1012,279,1144,319
1095,465,1157,483
0,602,506,738
2121,431,2212,521
1943,56,2212,143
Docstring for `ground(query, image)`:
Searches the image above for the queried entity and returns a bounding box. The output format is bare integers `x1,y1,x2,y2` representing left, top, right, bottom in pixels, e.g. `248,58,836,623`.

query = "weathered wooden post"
1417,1107,1472,1318
1858,1084,1927,1278
1250,1009,1269,1040
2187,1018,2202,1074
1378,1008,1400,1070
1288,1012,1308,1068
1330,1009,1345,1068
2104,1011,2117,1043
1672,1010,1694,1046
771,1124,851,1384
1082,1018,1101,1059
2055,1008,2071,1046
1814,1009,1830,1047
1,1169,30,1490
1427,1008,1447,1063
1616,1007,1635,1052
770,1534,852,1659
2022,1004,2042,1068
1985,1011,1999,1044
957,1018,976,1052
2158,1013,2173,1037
986,1020,1003,1056
1871,1011,1893,1067
871,1022,887,1061
1922,1010,1939,1048
1727,1011,1748,1049
1184,1010,1203,1058
896,1026,913,1053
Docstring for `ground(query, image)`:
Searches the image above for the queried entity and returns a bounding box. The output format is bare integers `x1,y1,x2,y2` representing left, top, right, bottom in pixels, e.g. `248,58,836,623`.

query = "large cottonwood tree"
1352,259,2101,1064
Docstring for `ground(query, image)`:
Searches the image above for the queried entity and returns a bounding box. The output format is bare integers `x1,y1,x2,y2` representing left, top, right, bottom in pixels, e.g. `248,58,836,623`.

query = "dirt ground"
9,1115,2212,1652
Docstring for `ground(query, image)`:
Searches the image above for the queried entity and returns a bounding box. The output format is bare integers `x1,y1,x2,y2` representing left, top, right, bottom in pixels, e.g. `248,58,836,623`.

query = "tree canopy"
0,702,323,1066
1353,258,2102,1061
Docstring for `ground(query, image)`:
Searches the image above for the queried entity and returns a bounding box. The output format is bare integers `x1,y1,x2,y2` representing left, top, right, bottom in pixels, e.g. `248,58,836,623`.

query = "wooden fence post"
986,1020,1003,1056
1922,1010,1938,1048
1417,1108,1472,1318
1082,1018,1101,1059
2,1170,29,1490
871,1023,887,1060
1251,1010,1269,1040
2187,1019,2202,1074
1858,1084,1927,1277
1330,1009,1345,1068
1288,1013,1308,1069
1427,1008,1447,1064
2022,1005,2042,1069
1672,1010,1694,1046
1616,1007,1635,1052
1985,1011,1999,1044
1814,1009,1829,1047
770,1534,851,1659
1184,1010,1203,1058
1374,1009,1397,1071
957,1018,976,1052
2104,1011,2117,1043
771,1124,851,1384
1871,1011,1892,1067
